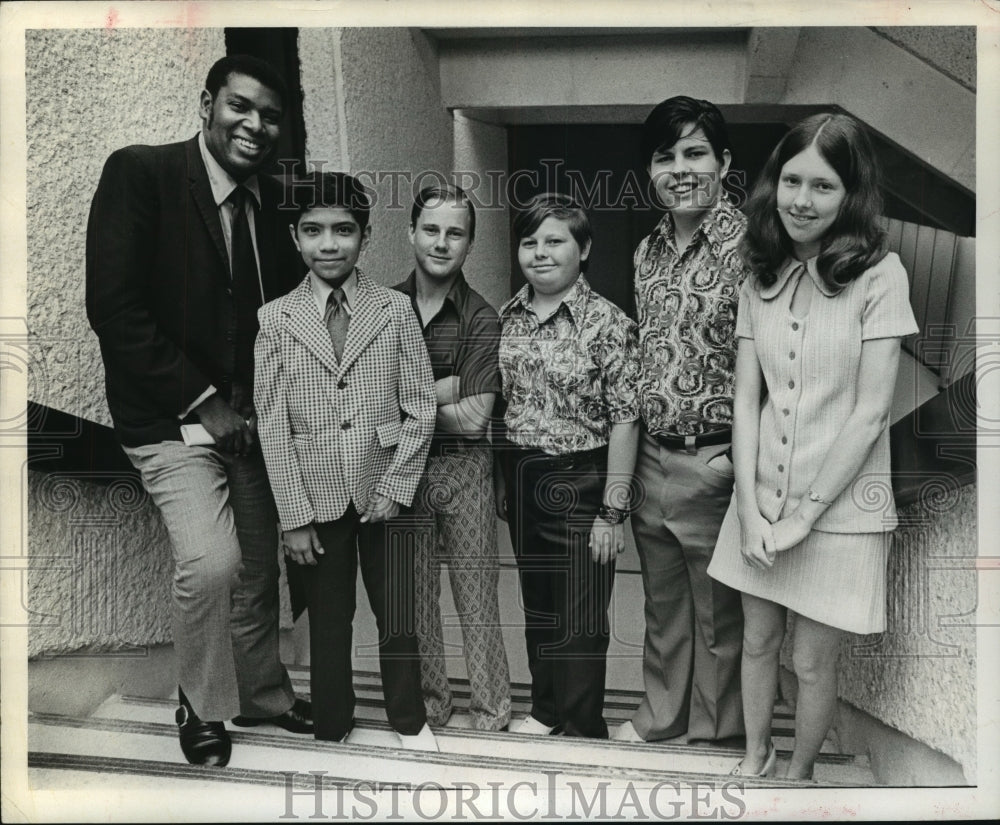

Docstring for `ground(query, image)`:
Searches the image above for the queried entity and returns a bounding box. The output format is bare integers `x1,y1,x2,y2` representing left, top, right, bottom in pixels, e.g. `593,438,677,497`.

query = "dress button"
778,464,784,472
792,322,799,331
788,380,795,390
776,489,783,497
782,408,790,416
781,436,788,445
789,351,796,360
337,379,347,389
341,421,352,430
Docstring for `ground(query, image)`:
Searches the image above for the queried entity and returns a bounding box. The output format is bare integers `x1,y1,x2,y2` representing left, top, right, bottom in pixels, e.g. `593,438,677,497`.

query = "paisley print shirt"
498,276,639,455
633,198,750,436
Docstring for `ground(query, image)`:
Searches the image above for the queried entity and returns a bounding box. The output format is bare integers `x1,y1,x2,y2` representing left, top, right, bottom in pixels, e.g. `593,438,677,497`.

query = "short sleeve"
861,254,920,341
632,236,649,309
456,308,502,398
600,313,640,424
735,278,755,339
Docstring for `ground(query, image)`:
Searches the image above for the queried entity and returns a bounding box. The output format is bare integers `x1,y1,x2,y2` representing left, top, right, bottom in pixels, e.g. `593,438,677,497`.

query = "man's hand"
589,517,624,565
282,524,325,566
360,493,400,524
194,394,253,455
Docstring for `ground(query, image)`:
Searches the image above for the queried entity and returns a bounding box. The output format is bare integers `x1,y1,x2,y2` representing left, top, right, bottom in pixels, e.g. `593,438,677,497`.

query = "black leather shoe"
232,698,314,734
176,687,231,767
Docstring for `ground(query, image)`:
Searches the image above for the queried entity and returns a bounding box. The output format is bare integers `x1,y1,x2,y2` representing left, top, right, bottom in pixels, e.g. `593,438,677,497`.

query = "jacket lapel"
186,137,229,273
339,271,390,377
284,280,341,375
256,179,282,301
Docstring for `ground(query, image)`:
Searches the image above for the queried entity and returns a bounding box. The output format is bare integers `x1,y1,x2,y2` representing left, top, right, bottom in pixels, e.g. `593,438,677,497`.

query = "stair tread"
33,708,873,787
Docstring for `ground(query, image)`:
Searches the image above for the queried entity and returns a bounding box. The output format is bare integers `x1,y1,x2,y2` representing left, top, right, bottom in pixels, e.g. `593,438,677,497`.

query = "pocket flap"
376,420,402,448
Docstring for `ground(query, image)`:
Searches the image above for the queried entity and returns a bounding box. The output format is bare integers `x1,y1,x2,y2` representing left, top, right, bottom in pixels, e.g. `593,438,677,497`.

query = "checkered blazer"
254,271,436,530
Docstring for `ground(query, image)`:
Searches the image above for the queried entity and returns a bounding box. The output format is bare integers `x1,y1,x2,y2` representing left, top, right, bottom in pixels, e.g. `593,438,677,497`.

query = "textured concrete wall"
453,113,510,311
299,28,454,287
25,28,224,427
26,470,174,657
339,28,454,286
838,483,978,778
782,27,975,192
298,28,347,172
872,26,976,91
779,481,978,779
25,29,224,656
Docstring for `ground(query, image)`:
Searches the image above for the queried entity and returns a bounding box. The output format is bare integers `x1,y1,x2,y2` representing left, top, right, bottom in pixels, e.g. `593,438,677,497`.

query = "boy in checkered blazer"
254,172,439,750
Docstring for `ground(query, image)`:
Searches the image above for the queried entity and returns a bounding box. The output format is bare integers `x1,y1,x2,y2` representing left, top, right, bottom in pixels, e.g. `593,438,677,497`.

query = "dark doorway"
225,28,307,176
507,120,975,318
506,122,787,318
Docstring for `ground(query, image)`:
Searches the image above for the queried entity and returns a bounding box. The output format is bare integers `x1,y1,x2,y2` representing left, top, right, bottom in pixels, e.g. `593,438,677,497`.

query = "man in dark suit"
86,54,311,767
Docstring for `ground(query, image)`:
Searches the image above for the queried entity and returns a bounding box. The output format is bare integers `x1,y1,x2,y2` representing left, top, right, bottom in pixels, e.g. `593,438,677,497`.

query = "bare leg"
738,593,785,773
788,614,844,780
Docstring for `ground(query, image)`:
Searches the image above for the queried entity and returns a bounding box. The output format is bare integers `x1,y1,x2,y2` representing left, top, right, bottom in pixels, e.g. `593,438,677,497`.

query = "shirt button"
792,322,799,331
341,421,352,430
781,436,788,445
782,408,790,416
778,464,784,472
777,489,783,497
789,351,796,360
788,380,795,390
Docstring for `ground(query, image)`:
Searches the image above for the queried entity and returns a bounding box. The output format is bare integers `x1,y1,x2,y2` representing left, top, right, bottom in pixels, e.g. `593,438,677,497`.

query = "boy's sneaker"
511,715,560,735
396,723,439,752
611,720,645,742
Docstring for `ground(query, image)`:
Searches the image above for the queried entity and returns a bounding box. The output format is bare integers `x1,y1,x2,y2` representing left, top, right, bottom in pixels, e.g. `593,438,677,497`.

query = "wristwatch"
598,504,629,524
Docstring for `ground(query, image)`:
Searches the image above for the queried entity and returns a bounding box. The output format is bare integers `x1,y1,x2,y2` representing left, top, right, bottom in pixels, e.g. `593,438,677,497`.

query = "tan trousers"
629,430,745,742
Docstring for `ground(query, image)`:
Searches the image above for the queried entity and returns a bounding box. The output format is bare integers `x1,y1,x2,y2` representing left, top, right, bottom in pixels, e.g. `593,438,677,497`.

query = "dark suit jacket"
86,135,302,447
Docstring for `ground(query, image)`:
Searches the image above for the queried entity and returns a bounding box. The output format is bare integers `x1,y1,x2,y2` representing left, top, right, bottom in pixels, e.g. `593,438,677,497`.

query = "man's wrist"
598,504,629,525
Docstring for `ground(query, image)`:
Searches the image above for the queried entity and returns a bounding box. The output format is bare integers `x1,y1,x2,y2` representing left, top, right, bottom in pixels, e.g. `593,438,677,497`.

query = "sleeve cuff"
179,386,217,419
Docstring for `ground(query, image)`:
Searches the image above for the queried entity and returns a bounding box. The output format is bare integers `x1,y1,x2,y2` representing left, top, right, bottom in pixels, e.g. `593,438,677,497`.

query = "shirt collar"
758,256,841,301
309,267,359,315
397,270,469,317
198,131,261,209
502,275,590,325
652,197,740,256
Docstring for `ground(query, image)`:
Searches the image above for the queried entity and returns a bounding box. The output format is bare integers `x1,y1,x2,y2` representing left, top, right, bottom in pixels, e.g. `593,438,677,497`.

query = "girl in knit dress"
707,113,917,780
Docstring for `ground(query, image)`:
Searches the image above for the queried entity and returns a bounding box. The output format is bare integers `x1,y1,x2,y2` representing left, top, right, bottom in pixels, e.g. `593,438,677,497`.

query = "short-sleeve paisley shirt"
633,198,750,436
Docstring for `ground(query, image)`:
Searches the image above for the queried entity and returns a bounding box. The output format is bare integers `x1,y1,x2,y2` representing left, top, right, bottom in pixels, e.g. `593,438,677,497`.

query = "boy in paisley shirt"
494,193,639,739
613,96,750,745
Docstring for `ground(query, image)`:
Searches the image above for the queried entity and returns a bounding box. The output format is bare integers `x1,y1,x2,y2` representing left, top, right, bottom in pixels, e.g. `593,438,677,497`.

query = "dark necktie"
325,287,349,361
228,185,262,388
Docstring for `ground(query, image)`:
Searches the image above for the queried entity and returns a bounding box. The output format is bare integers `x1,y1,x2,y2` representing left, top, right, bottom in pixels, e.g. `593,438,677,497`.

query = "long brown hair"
742,113,886,290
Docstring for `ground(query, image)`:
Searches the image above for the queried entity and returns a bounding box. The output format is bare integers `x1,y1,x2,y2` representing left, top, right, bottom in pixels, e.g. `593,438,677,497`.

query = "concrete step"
32,708,863,796
92,694,872,784
284,665,834,755
80,676,870,785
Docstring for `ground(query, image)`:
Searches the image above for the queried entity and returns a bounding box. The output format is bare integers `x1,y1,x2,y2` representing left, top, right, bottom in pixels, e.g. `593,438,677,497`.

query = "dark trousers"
304,505,426,741
503,447,615,738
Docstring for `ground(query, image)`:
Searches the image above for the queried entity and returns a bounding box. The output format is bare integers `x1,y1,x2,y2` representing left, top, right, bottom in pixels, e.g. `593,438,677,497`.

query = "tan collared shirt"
308,267,359,319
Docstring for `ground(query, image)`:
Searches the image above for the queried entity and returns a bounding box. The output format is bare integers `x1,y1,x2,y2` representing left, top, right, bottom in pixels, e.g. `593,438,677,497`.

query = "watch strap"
598,504,629,524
